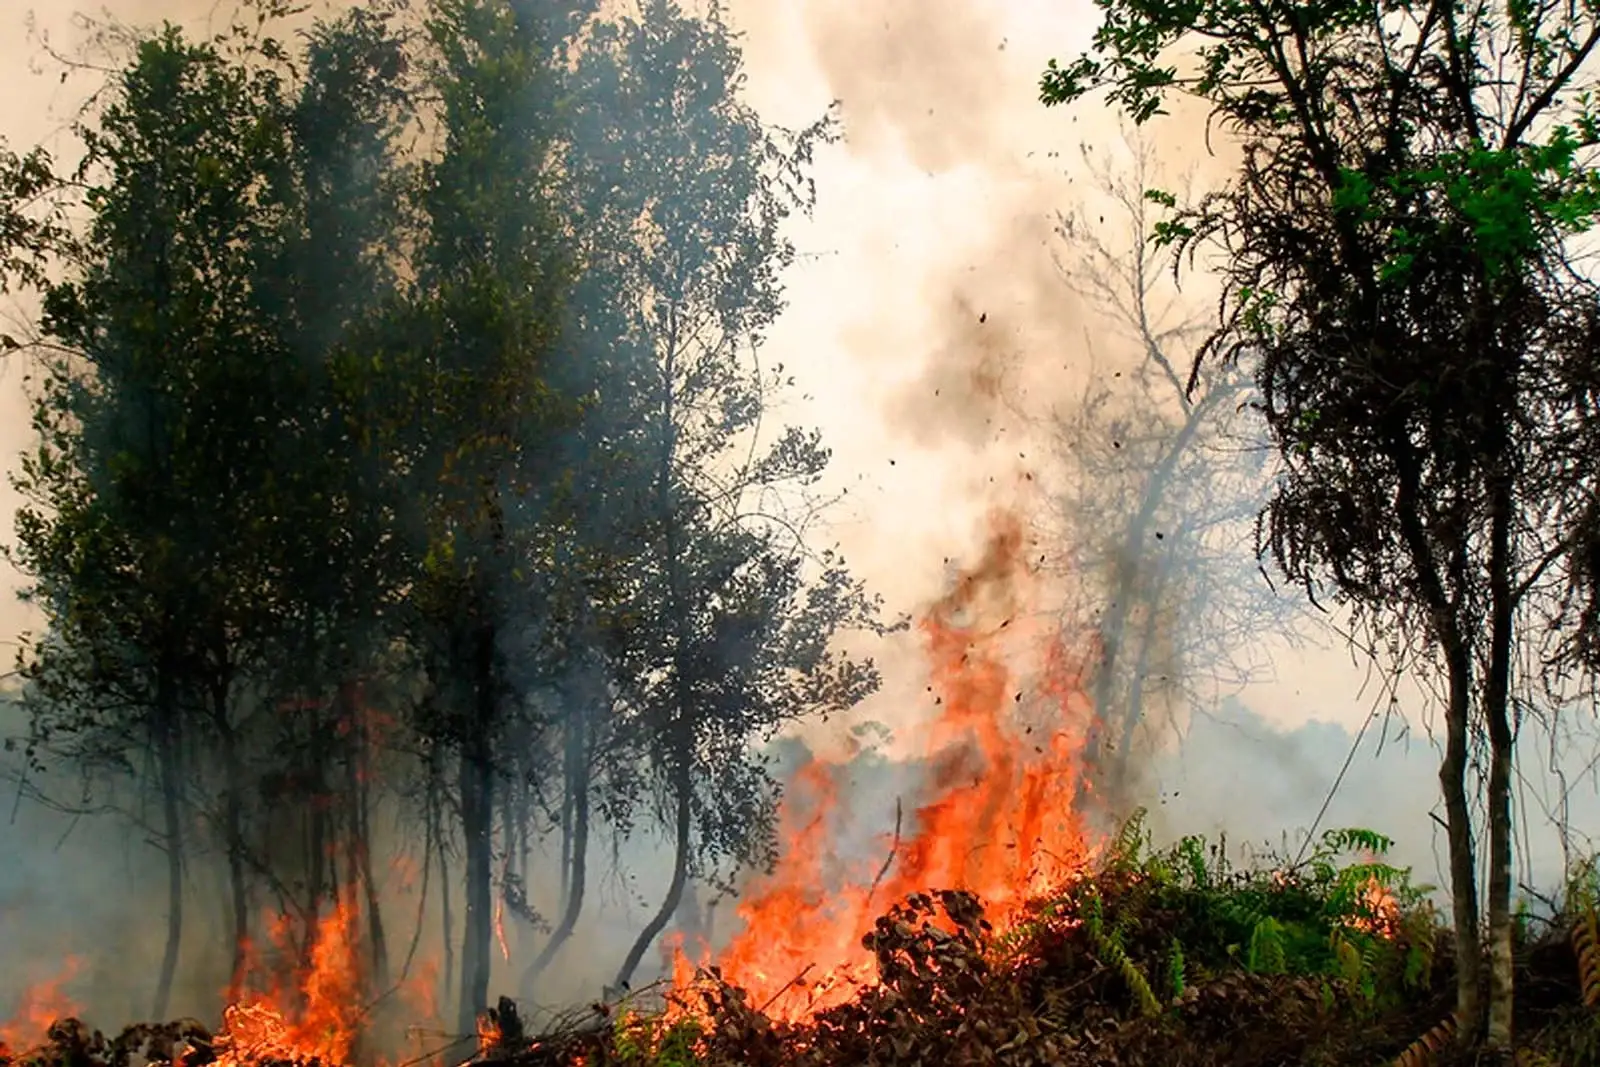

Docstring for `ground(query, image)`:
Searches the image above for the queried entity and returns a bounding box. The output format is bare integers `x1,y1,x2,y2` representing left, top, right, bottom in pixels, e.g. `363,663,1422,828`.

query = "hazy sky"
2,0,1597,913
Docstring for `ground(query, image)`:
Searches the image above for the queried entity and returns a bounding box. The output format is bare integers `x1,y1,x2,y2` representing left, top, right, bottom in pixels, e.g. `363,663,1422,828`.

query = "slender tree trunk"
1111,551,1175,801
214,702,250,1006
1441,638,1484,1040
341,682,390,993
1483,471,1517,1051
521,703,590,995
1393,431,1484,1043
1085,391,1218,792
557,754,573,920
432,747,455,1005
620,324,693,991
615,748,691,990
151,682,184,1022
457,622,497,1037
305,723,328,977
457,747,494,1035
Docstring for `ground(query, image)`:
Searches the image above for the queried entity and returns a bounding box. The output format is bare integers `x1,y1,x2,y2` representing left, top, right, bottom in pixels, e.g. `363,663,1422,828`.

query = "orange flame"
216,893,367,1067
0,957,83,1055
675,511,1101,1021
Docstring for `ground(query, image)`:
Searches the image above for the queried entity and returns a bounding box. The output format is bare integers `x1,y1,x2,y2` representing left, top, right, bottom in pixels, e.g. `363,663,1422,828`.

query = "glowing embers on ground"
670,510,1103,1022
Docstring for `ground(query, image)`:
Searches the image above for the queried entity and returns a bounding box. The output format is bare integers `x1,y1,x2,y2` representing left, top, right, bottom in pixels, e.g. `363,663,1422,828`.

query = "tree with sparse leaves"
1045,0,1600,1053
1042,130,1301,812
552,0,897,992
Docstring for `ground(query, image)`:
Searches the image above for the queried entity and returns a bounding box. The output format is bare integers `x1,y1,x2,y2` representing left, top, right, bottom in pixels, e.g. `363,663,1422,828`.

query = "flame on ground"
671,510,1103,1022
216,893,369,1067
0,957,84,1056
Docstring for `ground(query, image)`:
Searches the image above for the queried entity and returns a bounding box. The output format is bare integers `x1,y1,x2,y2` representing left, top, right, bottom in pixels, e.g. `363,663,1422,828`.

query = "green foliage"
1036,809,1438,1016
0,0,892,1031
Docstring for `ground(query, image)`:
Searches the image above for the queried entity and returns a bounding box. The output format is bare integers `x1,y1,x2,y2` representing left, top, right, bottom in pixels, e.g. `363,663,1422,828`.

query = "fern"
1178,835,1209,888
1089,922,1161,1018
1247,917,1287,975
1109,808,1150,870
1575,898,1600,1009
1392,1012,1457,1067
1166,936,1186,1001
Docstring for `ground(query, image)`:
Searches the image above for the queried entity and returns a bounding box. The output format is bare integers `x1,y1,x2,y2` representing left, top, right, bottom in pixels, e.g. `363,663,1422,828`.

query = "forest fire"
1,510,1102,1064
0,960,82,1058
667,510,1103,1021
213,894,369,1067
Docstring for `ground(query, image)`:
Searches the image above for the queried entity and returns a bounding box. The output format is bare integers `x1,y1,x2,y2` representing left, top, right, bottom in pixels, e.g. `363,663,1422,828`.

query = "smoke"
2,0,1599,1050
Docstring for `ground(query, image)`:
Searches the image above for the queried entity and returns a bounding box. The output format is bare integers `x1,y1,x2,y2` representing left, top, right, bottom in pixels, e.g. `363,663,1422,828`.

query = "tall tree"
7,18,311,1012
1043,130,1299,811
1045,0,1600,1052
395,0,589,1033
556,0,892,991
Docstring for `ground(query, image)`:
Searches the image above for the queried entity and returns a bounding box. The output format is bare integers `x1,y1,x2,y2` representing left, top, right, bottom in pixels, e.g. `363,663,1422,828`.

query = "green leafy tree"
7,18,305,1014
391,0,590,1033
555,0,894,992
1045,0,1600,1052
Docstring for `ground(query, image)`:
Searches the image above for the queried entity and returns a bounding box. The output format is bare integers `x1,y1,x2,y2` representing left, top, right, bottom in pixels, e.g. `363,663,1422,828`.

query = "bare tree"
1042,130,1307,814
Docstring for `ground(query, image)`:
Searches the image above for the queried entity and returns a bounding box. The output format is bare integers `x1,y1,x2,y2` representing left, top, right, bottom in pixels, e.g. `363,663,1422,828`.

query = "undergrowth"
6,815,1597,1067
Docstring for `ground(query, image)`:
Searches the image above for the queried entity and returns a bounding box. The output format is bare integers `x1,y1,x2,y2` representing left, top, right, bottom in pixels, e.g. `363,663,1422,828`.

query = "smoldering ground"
2,0,1599,1047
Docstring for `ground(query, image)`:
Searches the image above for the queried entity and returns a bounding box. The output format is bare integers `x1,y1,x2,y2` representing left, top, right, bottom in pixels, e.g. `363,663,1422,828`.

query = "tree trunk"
342,682,390,993
215,710,250,1005
457,746,494,1035
151,686,184,1022
521,701,590,995
615,747,692,990
1393,432,1484,1044
1085,390,1218,792
432,748,455,1006
456,623,497,1037
1440,636,1484,1041
1483,471,1517,1051
305,721,328,977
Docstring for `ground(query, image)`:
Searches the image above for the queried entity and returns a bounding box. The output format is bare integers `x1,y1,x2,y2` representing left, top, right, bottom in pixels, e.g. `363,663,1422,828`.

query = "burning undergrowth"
21,824,1600,1067
6,513,1596,1067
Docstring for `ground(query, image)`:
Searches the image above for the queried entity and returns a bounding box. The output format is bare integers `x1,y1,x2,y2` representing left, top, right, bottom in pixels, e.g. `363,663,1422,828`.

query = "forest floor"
4,824,1598,1067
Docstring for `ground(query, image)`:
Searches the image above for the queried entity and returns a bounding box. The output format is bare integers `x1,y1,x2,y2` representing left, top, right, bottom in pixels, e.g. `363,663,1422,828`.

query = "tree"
8,18,311,1013
1044,0,1600,1052
554,0,894,991
1041,129,1301,812
390,0,591,1033
5,2,417,1019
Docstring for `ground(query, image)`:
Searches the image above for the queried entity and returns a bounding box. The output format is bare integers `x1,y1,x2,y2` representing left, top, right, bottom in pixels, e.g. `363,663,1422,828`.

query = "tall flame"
674,510,1101,1021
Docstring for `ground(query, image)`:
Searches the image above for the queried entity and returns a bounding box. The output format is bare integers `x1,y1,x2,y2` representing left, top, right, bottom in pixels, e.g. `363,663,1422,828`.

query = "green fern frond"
1247,916,1287,975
